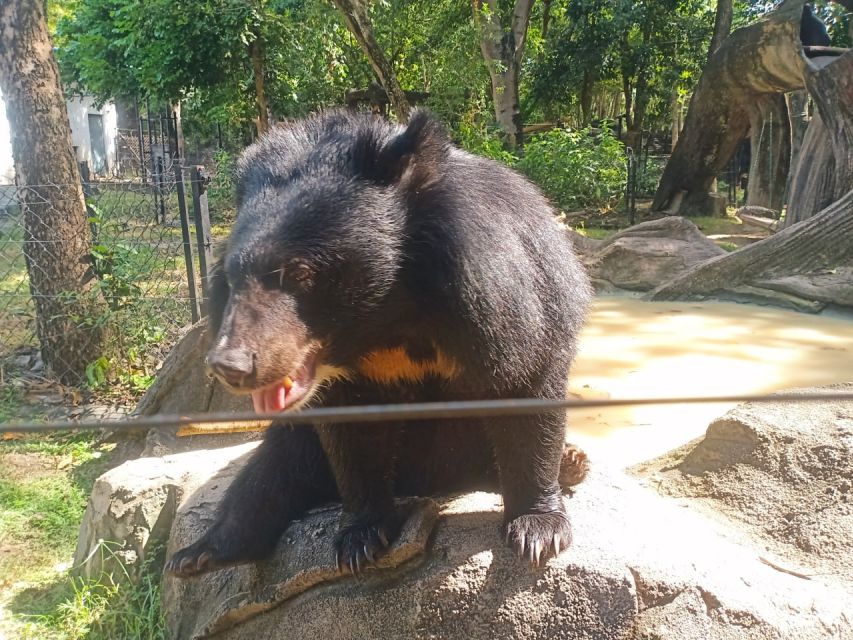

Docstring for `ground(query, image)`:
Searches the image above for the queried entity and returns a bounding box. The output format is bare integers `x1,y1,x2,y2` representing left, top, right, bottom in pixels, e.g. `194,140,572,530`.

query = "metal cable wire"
2,391,853,434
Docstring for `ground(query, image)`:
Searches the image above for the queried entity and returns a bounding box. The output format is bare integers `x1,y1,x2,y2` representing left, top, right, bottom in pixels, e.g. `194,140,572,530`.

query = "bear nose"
207,348,255,387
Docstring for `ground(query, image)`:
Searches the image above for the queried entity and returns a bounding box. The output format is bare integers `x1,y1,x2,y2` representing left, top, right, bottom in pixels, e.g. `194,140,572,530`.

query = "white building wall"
0,90,118,183
66,95,118,175
0,93,14,184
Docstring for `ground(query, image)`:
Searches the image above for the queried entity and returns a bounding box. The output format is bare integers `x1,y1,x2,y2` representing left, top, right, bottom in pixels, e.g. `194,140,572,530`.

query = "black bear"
801,4,831,53
166,110,592,577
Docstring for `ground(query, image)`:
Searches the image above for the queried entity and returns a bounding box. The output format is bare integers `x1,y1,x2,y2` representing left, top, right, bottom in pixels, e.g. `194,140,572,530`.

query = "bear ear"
373,109,449,190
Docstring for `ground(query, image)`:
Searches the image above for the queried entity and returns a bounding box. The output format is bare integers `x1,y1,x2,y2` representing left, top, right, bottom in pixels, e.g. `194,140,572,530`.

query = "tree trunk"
625,19,654,146
783,89,809,202
620,42,634,132
331,0,411,123
651,0,809,215
580,70,595,126
783,110,835,227
249,37,270,136
0,0,106,384
708,0,734,62
670,89,682,152
784,49,853,226
542,0,552,39
474,0,534,149
746,94,791,213
803,52,853,202
171,101,185,160
650,46,853,311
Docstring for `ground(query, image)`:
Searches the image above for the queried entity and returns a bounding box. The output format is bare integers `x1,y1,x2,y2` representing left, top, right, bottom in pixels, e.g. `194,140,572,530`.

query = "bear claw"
166,541,231,577
334,520,396,576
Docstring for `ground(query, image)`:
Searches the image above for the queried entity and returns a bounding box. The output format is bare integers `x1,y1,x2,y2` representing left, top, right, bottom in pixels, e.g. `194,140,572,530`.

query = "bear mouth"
251,352,318,414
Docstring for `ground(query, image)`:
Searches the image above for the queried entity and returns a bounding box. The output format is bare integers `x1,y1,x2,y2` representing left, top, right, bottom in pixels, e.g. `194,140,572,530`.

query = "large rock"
580,217,725,292
158,459,850,640
132,322,256,457
72,443,257,582
76,385,853,639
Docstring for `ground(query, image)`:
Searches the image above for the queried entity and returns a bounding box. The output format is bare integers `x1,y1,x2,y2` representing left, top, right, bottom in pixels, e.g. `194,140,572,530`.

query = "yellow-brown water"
567,297,853,466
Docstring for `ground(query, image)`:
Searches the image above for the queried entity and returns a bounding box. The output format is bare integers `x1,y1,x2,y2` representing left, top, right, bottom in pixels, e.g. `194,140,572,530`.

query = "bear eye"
288,261,315,290
258,268,286,290
258,262,315,292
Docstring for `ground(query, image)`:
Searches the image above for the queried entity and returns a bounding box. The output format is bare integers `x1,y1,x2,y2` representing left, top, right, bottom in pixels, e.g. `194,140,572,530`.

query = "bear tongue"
251,381,287,414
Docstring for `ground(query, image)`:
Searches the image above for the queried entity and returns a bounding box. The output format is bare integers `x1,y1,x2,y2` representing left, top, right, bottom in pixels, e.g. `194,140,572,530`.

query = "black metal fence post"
78,160,99,242
190,166,213,316
626,148,637,226
175,166,201,323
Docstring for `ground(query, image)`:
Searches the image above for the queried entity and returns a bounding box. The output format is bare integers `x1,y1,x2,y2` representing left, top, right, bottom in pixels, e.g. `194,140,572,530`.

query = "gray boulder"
73,443,257,583
580,217,725,292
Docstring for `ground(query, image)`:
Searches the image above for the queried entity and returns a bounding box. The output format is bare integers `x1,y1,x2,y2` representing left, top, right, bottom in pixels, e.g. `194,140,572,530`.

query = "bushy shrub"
518,127,627,211
454,120,518,166
635,155,666,197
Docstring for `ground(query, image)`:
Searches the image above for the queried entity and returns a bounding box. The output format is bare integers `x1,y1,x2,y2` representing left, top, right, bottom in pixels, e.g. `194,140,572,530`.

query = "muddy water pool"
567,296,853,466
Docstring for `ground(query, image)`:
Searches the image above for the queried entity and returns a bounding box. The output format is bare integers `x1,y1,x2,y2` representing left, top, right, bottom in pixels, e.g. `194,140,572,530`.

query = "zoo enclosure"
0,163,220,399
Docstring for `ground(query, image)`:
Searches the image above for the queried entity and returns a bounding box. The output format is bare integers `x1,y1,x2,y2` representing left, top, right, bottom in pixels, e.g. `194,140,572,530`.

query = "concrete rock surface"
635,383,853,584
72,443,256,582
76,384,853,639
159,459,850,639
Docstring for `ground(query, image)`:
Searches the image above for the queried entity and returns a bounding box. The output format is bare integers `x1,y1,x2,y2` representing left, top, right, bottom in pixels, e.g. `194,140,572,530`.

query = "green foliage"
529,0,715,130
55,0,259,104
635,155,667,197
518,127,627,211
90,242,143,311
207,149,238,220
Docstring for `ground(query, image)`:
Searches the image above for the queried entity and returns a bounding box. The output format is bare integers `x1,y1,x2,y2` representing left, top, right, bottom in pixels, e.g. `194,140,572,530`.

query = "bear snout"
207,346,256,388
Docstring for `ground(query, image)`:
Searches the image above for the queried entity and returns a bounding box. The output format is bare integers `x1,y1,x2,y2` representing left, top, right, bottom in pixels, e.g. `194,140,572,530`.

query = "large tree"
651,0,853,311
650,1,810,215
0,0,107,384
474,0,535,148
707,0,733,61
330,0,411,122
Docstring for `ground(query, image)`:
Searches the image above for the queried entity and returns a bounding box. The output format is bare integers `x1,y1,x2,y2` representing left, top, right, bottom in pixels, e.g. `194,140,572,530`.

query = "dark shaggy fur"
166,109,592,577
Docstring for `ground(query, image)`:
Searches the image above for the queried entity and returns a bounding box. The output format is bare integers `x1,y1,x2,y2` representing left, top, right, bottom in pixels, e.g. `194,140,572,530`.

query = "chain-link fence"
0,166,221,416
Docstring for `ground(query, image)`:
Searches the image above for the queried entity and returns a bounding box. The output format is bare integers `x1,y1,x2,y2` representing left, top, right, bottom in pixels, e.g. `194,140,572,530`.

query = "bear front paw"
505,510,572,568
334,514,402,576
165,539,226,577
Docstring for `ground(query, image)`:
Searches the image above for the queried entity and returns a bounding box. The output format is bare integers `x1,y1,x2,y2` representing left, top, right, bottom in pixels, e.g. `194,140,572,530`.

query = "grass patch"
11,548,166,640
575,226,615,240
0,386,26,422
689,213,744,236
0,431,163,639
